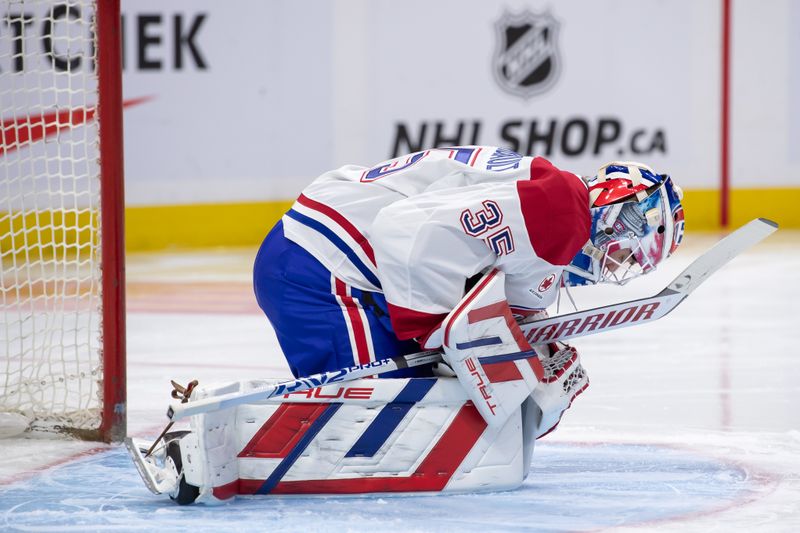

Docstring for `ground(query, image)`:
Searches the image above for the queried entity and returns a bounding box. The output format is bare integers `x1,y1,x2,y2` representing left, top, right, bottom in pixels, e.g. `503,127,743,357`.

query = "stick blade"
668,218,778,295
125,437,167,495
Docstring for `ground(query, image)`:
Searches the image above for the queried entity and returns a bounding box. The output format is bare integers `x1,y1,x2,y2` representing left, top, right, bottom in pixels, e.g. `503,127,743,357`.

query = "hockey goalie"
127,147,685,504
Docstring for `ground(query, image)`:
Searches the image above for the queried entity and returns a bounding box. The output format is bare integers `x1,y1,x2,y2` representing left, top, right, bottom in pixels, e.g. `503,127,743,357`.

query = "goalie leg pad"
239,377,534,495
130,377,537,501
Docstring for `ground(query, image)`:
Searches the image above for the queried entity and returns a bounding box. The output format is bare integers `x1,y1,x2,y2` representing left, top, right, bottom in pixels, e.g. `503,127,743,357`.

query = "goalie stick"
166,218,777,422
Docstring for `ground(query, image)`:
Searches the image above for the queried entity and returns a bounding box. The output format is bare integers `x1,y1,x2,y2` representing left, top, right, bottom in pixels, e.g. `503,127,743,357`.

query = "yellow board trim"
125,200,294,251
125,188,797,251
0,209,97,261
681,188,800,231
3,189,797,254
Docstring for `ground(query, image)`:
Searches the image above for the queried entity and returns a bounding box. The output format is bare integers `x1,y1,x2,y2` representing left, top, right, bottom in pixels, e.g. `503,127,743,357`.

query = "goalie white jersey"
282,146,590,343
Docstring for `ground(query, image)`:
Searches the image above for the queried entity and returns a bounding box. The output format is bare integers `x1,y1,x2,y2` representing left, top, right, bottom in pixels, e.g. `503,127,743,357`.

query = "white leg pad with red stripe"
440,269,544,428
165,376,540,502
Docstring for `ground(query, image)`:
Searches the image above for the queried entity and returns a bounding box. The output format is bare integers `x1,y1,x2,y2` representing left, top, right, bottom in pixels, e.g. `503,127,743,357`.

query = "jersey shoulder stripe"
285,208,382,289
297,194,377,265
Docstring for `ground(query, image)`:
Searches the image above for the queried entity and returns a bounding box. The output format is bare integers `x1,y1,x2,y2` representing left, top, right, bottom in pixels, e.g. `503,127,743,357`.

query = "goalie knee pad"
531,344,589,438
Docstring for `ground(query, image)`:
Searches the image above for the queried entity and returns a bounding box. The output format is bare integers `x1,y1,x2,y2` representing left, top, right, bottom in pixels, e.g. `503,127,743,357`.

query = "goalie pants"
253,221,430,379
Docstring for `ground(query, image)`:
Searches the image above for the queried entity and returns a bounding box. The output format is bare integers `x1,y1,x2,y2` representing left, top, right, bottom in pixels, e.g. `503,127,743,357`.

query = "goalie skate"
125,431,199,504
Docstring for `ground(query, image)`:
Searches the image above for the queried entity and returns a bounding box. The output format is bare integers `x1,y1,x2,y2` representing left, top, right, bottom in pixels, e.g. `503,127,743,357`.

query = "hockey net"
0,0,125,441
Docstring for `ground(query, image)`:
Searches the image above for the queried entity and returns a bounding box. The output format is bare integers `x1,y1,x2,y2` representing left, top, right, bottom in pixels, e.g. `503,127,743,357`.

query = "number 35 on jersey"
460,200,515,256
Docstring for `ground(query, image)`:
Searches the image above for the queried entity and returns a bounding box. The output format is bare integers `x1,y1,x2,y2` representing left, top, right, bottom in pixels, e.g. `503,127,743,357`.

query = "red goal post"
1,0,126,442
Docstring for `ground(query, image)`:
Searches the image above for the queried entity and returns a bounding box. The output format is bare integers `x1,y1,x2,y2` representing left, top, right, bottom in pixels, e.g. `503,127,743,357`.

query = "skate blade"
125,437,177,495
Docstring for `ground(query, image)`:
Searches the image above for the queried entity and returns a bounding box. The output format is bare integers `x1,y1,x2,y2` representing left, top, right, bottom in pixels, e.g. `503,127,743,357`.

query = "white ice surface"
1,229,798,532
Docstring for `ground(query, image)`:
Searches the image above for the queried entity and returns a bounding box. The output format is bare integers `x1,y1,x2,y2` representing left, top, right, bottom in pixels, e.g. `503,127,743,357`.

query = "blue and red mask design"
564,162,684,286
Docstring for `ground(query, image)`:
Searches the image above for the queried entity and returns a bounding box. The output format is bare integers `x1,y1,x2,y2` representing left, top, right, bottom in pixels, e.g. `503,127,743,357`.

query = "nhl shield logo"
493,10,561,99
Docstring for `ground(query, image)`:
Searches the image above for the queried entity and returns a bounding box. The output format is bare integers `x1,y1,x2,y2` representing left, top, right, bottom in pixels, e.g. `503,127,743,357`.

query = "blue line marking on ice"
0,442,757,532
345,378,436,458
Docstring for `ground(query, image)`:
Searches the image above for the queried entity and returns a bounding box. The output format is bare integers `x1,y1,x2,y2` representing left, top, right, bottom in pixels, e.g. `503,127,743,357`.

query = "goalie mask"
564,161,684,286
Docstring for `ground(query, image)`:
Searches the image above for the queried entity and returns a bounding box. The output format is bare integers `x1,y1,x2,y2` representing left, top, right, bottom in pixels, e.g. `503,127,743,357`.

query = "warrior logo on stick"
492,10,562,99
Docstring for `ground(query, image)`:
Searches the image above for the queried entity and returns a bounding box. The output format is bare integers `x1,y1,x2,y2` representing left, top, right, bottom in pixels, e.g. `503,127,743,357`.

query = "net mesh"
1,0,103,434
